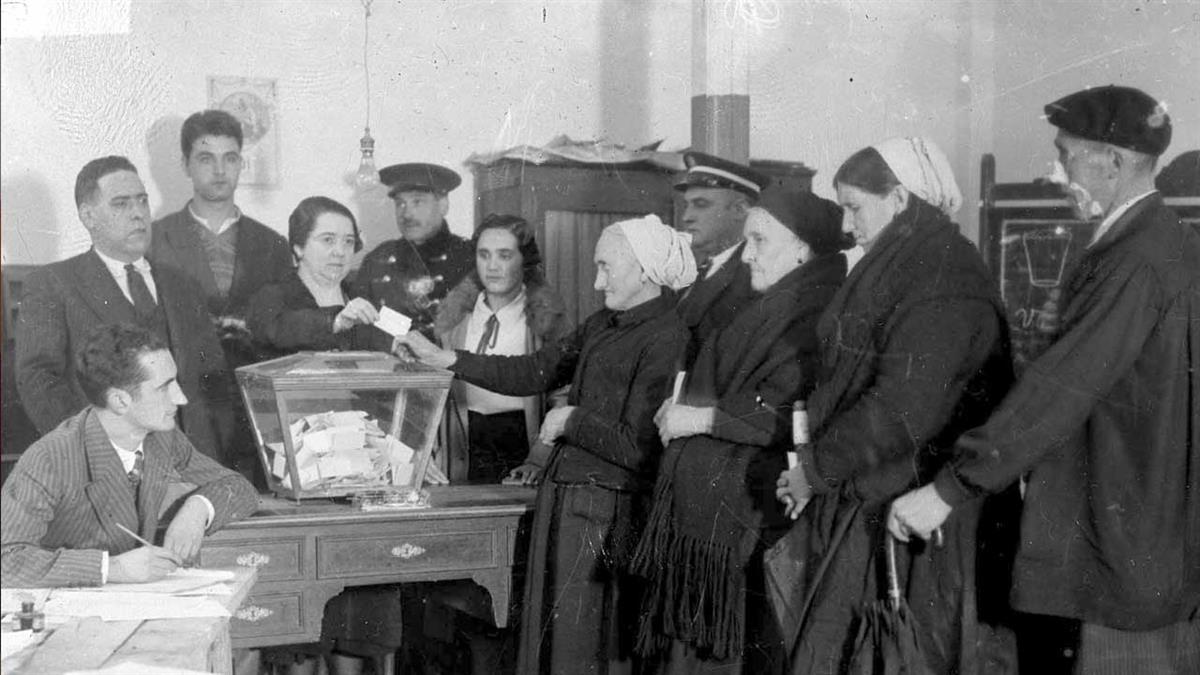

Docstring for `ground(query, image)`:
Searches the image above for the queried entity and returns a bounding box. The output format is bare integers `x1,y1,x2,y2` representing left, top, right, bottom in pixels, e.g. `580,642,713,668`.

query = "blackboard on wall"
979,154,1200,372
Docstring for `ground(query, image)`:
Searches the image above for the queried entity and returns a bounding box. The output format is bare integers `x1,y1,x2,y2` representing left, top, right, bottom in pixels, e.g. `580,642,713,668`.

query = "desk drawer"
231,590,305,640
317,530,495,577
199,537,305,581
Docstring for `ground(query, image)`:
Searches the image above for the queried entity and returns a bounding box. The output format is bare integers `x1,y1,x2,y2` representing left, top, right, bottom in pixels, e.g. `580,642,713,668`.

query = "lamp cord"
361,0,373,135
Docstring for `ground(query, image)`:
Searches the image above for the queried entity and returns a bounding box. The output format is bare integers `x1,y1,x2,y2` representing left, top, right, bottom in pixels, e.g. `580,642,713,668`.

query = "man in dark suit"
2,322,258,587
891,86,1200,672
149,109,293,367
16,156,239,469
674,152,772,367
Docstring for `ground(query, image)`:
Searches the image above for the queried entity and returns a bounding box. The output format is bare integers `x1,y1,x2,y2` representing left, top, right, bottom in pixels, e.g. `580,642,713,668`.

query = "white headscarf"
612,215,697,291
871,137,963,217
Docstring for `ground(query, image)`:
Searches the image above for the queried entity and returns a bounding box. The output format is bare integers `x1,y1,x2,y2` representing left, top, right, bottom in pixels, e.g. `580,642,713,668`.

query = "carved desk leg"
470,568,512,627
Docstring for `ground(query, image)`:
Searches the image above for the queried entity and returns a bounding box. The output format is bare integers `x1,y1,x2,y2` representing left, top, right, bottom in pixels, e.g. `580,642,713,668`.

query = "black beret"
379,163,462,197
1044,85,1171,156
674,151,771,198
757,188,852,257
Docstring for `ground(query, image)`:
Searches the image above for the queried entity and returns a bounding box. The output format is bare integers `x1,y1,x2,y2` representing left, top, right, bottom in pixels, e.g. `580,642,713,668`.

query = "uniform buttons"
433,275,444,282
381,275,391,283
387,256,397,264
434,254,447,262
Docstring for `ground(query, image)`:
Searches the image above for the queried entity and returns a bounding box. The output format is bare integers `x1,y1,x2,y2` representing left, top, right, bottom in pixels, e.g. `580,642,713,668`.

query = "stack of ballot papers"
269,410,420,489
0,569,238,625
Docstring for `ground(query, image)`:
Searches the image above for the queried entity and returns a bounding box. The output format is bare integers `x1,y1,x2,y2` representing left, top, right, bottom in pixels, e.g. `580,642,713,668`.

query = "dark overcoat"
939,194,1200,630
767,204,1018,675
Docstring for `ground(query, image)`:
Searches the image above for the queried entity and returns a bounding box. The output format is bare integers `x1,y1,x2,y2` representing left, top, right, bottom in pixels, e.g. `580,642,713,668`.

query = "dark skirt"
321,585,407,656
468,410,528,483
516,477,646,675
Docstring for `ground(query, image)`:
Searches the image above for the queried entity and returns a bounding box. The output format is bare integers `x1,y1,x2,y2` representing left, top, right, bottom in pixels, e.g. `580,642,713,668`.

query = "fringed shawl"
633,254,846,659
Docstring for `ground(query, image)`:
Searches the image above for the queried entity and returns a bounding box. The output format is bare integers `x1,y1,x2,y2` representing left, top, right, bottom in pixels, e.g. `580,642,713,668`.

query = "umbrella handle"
886,534,901,613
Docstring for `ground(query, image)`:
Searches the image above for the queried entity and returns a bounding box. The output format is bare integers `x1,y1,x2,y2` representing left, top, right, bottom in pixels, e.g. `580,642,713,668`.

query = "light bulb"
355,128,381,190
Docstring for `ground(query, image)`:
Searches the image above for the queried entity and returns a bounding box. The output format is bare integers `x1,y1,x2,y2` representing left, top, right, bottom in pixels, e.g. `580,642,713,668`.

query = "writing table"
1,566,257,674
200,484,536,648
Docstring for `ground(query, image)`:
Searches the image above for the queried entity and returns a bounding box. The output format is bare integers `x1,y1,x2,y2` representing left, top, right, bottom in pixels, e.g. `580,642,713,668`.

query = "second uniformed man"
354,162,474,339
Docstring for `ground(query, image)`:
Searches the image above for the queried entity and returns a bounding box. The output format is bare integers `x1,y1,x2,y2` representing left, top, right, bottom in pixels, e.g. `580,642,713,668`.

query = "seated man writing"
1,322,259,587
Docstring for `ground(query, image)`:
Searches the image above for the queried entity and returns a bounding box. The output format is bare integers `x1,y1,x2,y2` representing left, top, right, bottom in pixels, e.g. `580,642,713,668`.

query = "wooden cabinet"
201,485,534,648
471,158,815,328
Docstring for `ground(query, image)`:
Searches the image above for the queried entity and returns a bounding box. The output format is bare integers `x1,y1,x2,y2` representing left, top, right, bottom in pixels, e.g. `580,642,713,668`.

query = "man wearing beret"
353,163,474,340
674,151,771,367
890,85,1200,672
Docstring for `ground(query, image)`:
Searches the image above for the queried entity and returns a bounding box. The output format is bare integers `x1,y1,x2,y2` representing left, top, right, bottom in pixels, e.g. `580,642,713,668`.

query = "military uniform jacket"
352,225,473,342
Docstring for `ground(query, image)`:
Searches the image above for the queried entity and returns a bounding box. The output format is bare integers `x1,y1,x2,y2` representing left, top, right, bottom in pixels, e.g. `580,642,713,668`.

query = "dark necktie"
128,449,144,487
696,259,713,280
125,264,157,315
474,314,499,354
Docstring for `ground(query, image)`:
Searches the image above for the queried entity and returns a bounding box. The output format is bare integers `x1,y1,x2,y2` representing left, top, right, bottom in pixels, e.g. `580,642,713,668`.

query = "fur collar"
434,276,569,343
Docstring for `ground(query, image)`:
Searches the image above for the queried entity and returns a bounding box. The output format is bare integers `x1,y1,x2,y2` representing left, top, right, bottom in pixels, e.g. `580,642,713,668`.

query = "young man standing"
150,109,292,367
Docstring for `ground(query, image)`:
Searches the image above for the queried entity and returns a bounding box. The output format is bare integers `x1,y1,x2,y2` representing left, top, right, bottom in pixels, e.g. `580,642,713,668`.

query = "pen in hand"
115,522,155,548
115,523,191,567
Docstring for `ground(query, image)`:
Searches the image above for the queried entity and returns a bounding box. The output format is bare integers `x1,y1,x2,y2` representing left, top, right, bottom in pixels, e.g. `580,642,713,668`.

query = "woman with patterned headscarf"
398,215,694,674
770,138,1020,674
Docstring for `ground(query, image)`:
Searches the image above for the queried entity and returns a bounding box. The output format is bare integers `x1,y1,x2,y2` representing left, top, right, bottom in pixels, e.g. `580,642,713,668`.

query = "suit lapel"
162,214,219,299
137,432,170,538
81,410,141,550
678,251,741,327
71,250,137,324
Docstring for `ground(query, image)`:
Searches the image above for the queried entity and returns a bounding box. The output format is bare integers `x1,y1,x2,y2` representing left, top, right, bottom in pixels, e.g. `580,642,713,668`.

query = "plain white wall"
3,0,1197,266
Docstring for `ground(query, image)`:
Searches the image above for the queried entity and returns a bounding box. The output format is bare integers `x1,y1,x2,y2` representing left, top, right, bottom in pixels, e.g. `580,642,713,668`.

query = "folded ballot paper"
270,410,419,489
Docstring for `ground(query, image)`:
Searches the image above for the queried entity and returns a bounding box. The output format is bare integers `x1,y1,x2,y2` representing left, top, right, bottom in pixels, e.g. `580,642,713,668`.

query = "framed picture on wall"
207,76,280,187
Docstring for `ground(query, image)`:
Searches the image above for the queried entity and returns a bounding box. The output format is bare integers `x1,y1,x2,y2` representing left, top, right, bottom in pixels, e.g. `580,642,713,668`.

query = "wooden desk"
2,567,257,674
200,484,535,648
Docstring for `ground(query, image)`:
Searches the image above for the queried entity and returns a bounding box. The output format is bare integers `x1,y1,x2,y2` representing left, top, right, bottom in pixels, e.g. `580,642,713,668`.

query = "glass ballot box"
236,351,453,501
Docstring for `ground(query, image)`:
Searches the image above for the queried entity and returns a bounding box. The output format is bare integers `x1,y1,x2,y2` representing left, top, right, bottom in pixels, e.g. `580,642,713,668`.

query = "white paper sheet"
374,306,412,337
43,593,230,621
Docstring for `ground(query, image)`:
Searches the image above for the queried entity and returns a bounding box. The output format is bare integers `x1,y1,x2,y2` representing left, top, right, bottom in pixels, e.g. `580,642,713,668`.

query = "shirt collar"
110,439,145,473
188,201,242,235
1089,190,1157,248
473,286,527,320
93,247,151,276
705,242,741,279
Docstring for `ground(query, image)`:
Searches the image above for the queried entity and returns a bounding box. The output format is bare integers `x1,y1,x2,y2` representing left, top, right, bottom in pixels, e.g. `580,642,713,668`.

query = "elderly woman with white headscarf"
770,138,1019,674
397,215,693,675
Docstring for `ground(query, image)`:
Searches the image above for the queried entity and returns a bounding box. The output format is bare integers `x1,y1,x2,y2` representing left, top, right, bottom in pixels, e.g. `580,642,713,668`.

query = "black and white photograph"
1,1,1197,674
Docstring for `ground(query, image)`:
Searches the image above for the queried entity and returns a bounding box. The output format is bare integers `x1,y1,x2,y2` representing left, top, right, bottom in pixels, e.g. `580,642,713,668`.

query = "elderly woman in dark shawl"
398,215,694,675
771,137,1018,674
632,188,851,673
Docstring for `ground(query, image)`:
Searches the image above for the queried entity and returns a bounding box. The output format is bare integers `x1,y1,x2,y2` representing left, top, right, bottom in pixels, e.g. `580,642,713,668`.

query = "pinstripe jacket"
1,408,259,587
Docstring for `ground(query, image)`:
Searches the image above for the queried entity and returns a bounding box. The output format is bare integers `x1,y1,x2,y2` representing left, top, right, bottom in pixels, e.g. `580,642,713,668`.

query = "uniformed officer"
353,162,474,340
674,151,772,368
